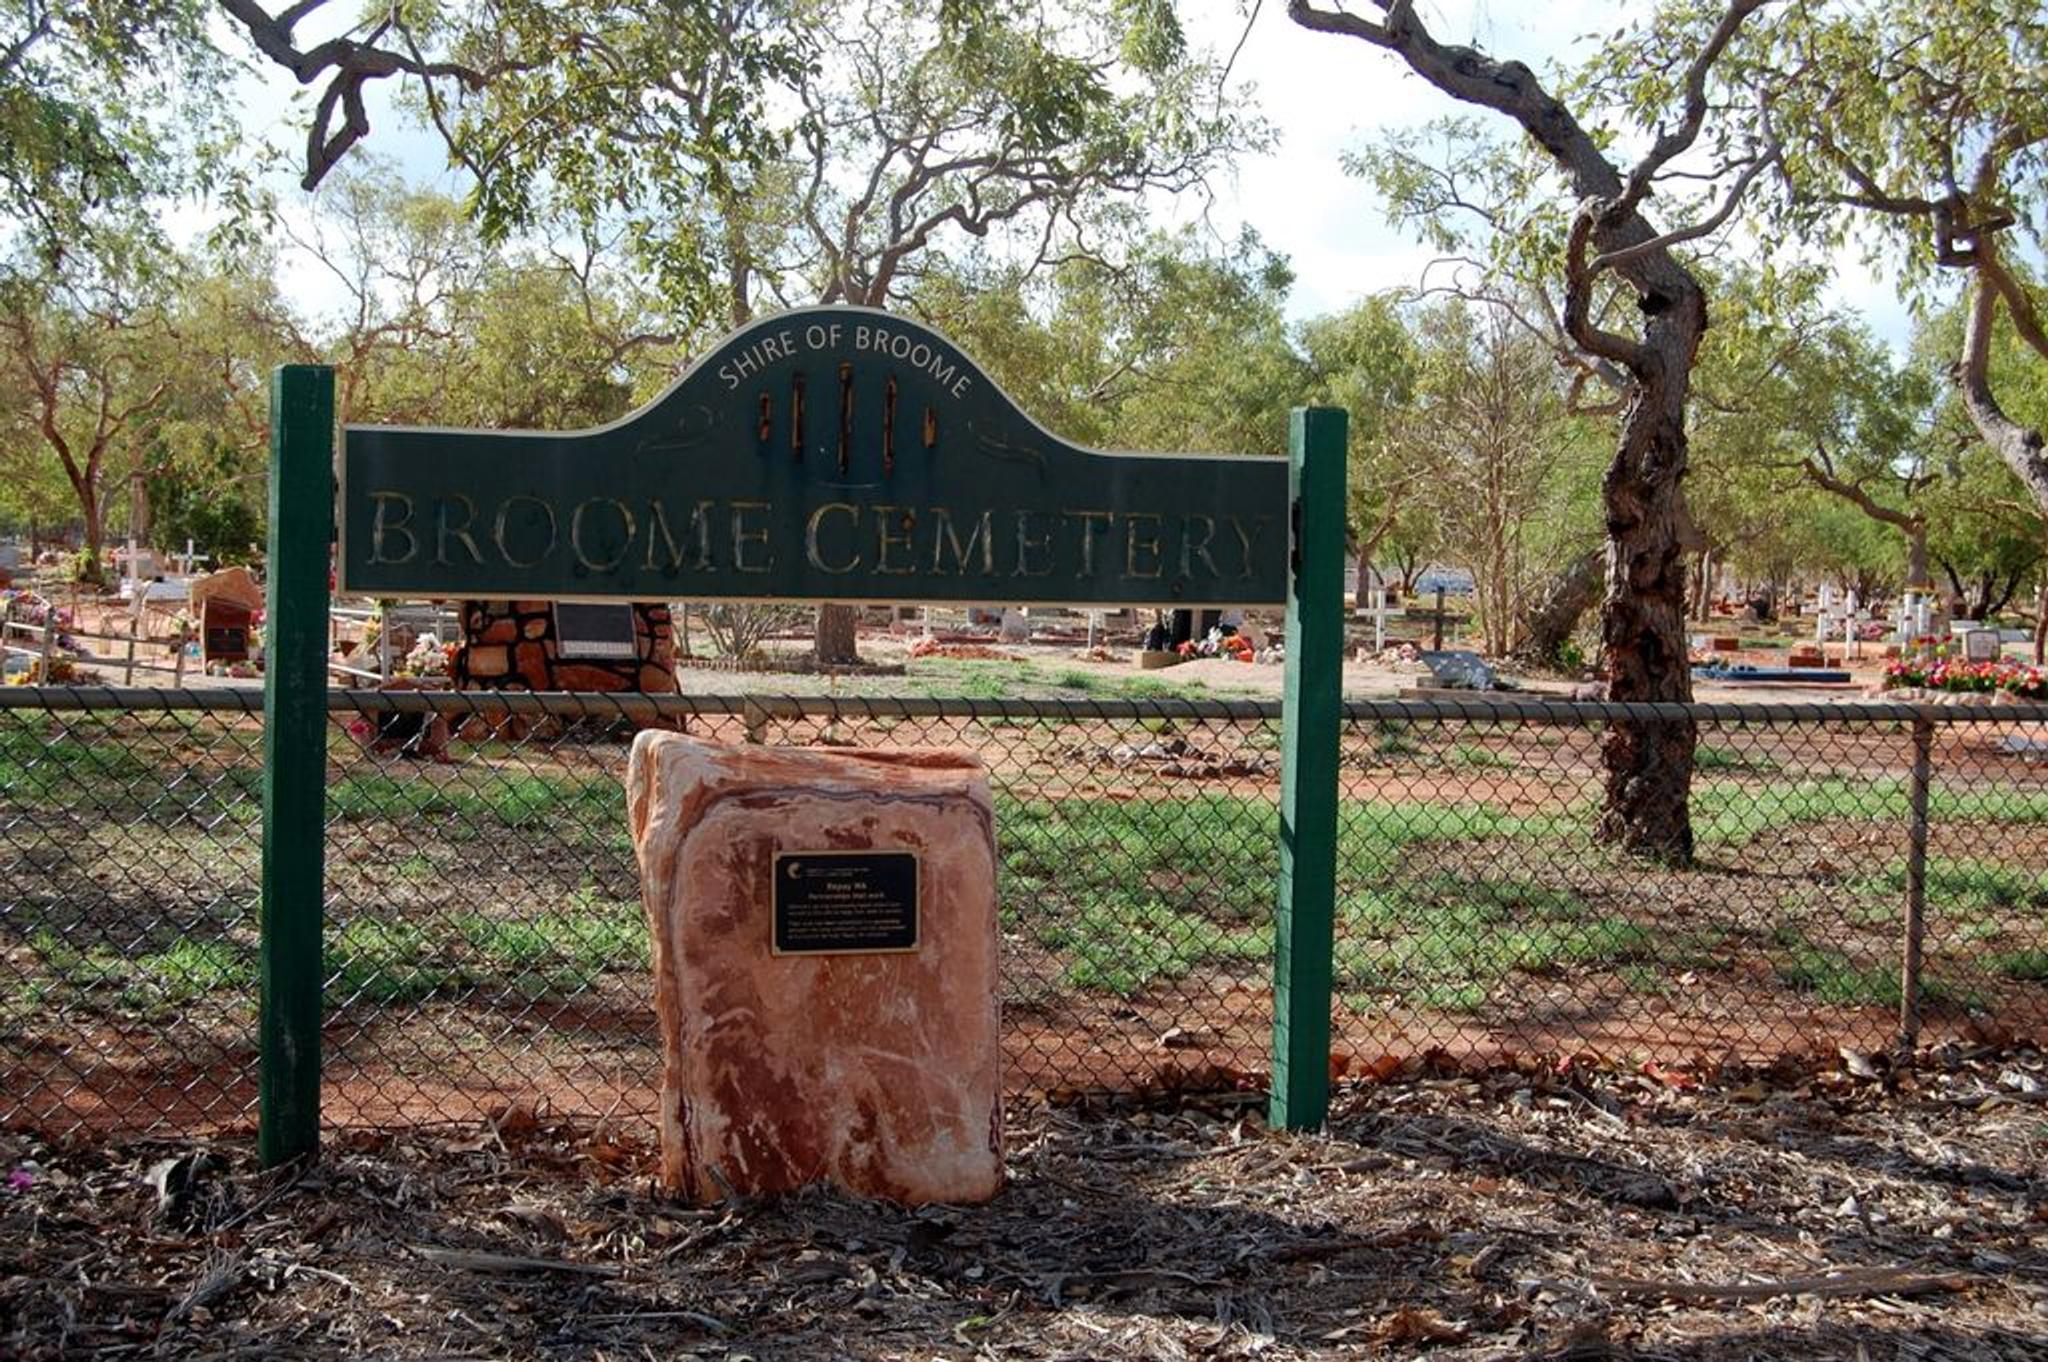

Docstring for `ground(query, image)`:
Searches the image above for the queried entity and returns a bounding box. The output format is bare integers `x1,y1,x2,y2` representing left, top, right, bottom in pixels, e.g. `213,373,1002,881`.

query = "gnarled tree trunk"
1596,391,1697,860
1285,0,1775,863
1514,547,1602,667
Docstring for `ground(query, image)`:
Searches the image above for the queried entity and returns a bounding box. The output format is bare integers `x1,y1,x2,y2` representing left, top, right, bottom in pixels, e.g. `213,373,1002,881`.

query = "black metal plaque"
773,850,920,955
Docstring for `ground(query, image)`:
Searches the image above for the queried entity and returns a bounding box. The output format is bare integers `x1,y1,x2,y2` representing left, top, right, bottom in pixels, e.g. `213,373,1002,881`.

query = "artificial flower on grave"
399,632,451,679
1883,654,2048,701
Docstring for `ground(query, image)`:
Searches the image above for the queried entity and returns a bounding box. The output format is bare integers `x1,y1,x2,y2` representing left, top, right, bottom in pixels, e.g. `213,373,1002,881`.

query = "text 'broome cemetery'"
340,307,1289,607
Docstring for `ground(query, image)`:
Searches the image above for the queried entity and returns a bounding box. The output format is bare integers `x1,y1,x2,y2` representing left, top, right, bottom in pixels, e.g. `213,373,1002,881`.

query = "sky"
1187,0,1918,346
216,0,1920,354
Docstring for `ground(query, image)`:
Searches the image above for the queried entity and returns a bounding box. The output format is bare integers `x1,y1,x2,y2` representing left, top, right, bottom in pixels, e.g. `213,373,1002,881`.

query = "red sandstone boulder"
627,734,1001,1205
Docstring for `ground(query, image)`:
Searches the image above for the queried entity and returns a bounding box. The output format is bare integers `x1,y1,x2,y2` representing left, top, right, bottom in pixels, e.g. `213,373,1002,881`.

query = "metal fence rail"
3,687,2046,1139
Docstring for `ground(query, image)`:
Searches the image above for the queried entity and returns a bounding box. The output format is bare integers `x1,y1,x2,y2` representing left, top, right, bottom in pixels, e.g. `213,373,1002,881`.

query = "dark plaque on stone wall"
773,850,919,955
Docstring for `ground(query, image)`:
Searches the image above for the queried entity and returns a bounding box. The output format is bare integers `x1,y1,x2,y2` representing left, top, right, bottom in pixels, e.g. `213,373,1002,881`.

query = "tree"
229,2,1259,663
0,266,180,580
1288,0,1779,861
1349,118,1630,655
218,1,799,311
1393,300,1592,657
1742,3,2048,521
270,165,674,429
1299,295,1419,613
1922,447,2044,624
1,1,227,282
1738,311,1937,599
919,227,1306,456
776,0,1257,661
0,408,74,555
1917,295,2048,639
144,438,263,566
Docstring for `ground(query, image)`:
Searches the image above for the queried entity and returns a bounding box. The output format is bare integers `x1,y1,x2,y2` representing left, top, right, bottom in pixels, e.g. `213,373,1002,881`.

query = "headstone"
627,733,1001,1205
202,598,252,664
191,565,264,665
1964,629,2000,662
998,608,1030,642
188,565,263,614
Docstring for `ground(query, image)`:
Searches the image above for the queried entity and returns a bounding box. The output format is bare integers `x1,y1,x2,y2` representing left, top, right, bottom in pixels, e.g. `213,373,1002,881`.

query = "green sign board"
340,306,1286,606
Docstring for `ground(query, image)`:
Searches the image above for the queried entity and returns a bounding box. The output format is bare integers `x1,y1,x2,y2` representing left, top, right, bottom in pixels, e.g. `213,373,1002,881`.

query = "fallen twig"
408,1246,619,1277
1583,1265,1977,1304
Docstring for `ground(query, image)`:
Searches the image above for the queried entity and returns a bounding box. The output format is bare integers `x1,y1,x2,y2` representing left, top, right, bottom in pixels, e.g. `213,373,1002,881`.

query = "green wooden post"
260,365,335,1167
1270,405,1346,1132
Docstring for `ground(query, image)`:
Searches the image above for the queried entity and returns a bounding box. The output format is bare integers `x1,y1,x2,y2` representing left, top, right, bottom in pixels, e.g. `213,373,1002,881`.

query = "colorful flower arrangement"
1,589,80,652
395,634,457,679
1884,654,2047,700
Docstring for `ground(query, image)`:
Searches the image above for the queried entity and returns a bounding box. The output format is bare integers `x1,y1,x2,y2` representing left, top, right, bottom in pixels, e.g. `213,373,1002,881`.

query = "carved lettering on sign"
805,502,860,574
342,305,1288,605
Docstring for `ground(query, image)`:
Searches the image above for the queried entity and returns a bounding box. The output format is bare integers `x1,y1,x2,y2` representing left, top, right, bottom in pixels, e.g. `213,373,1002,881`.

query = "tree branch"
1591,147,1779,274
1614,0,1776,216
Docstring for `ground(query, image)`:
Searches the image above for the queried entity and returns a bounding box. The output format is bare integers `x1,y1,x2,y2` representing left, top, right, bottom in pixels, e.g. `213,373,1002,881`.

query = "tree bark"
78,497,105,583
1905,522,1930,590
813,603,861,665
1595,397,1696,861
2035,580,2047,666
1800,453,1930,602
1957,263,2048,509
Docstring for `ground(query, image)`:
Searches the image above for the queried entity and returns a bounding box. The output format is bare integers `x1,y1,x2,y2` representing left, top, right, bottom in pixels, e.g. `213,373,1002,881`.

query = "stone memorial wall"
453,598,677,692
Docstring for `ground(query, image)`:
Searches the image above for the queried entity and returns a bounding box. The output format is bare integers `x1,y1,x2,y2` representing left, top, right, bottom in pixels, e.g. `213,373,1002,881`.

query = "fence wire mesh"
3,687,2046,1141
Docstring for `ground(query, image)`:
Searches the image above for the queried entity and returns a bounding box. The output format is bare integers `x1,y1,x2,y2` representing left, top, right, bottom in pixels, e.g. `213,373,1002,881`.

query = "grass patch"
1845,858,2048,926
1001,793,1280,927
0,726,162,801
27,930,253,1015
0,723,263,816
1034,895,1269,997
1334,875,1662,1012
903,660,1015,700
1694,744,1780,773
326,772,625,829
906,658,1210,702
327,919,457,1004
1372,719,1420,758
1773,939,1901,1006
1619,963,1670,996
1693,777,1907,844
1450,743,1515,769
1989,949,2048,982
453,895,647,996
1765,926,1980,1006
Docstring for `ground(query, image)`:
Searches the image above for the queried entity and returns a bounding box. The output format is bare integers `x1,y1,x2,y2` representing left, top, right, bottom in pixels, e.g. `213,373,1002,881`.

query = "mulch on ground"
4,1047,2043,1360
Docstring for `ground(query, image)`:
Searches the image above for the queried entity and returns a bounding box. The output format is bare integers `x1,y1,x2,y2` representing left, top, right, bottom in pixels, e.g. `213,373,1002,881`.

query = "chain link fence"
3,687,2046,1140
